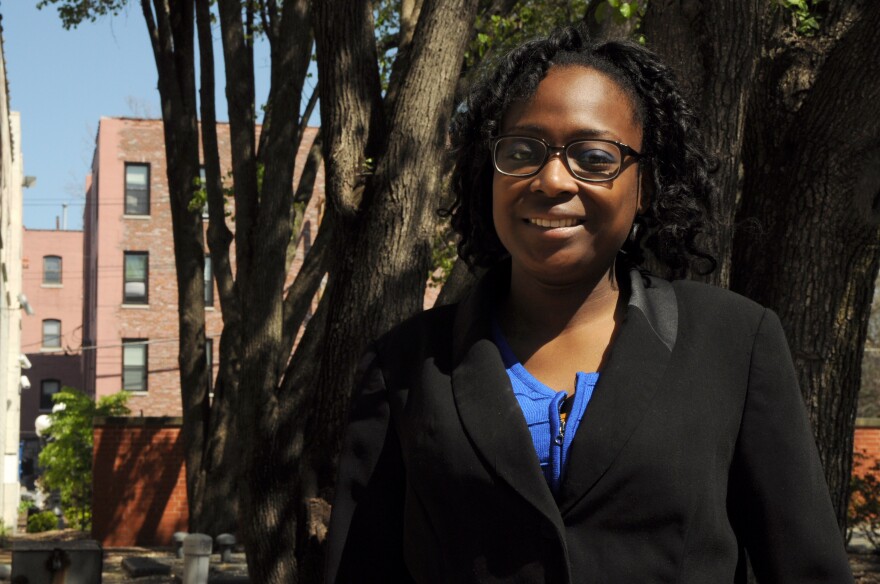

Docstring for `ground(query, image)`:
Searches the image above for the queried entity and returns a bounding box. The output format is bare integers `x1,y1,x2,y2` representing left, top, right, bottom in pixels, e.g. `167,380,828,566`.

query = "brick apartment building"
83,117,324,414
19,228,85,488
81,117,324,545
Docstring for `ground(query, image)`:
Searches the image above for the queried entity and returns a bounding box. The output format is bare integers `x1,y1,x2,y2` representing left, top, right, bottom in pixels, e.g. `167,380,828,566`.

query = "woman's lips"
527,217,583,228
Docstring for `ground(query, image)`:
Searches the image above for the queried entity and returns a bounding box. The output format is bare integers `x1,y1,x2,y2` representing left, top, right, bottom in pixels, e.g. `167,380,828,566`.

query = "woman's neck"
499,261,624,341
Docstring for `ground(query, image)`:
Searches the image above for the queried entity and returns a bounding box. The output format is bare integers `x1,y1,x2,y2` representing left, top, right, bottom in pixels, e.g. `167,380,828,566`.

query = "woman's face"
492,65,645,287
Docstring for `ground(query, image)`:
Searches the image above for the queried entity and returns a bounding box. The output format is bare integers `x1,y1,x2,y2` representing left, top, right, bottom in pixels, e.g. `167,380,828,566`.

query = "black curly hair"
447,25,716,278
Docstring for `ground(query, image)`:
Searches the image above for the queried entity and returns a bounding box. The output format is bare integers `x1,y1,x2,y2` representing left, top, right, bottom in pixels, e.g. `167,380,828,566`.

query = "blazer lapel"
558,269,679,515
450,265,565,536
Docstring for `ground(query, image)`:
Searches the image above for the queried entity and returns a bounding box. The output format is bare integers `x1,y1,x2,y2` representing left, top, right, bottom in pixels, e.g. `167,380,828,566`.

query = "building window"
206,338,213,396
122,340,148,392
43,256,62,285
125,163,150,215
123,252,149,304
204,255,213,305
200,166,209,218
40,380,61,411
42,320,61,349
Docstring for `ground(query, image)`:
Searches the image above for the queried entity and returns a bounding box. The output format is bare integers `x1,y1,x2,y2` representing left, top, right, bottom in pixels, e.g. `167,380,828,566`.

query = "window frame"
124,162,151,216
204,255,213,306
40,379,61,411
206,338,213,396
43,255,62,285
42,319,61,349
123,251,149,305
122,339,148,392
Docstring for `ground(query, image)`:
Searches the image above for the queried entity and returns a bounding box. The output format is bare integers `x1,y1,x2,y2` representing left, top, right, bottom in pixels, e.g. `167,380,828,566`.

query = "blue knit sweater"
492,321,600,495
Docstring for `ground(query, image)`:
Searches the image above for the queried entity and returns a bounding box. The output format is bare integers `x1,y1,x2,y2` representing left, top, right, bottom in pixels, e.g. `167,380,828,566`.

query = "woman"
325,26,853,583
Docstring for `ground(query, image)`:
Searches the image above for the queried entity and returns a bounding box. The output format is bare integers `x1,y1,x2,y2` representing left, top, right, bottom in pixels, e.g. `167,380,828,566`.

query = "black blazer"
326,265,853,583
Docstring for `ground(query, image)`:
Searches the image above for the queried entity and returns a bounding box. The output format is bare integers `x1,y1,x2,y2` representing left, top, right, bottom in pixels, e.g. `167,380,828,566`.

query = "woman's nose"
530,153,578,197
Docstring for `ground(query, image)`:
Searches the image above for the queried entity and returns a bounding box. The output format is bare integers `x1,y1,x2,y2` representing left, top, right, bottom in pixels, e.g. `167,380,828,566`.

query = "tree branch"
295,81,319,155
286,131,323,273
278,210,336,374
217,0,259,280
313,0,385,216
196,0,237,320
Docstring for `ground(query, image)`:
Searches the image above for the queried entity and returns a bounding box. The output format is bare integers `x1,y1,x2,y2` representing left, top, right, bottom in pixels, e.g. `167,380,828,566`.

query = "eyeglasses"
491,135,643,182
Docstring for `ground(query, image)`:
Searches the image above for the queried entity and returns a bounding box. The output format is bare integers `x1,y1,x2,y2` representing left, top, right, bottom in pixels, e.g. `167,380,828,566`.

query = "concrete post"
215,533,236,563
182,533,212,584
173,532,188,558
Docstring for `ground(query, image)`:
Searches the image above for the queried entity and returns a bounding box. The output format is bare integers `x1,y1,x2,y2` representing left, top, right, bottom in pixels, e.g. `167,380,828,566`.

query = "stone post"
182,533,212,584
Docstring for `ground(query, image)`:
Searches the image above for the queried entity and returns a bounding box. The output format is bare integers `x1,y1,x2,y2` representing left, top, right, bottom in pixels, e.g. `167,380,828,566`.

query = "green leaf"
620,2,633,19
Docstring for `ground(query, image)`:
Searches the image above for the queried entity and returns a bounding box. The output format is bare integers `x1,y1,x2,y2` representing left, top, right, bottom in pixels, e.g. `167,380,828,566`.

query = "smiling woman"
325,25,853,584
492,67,644,293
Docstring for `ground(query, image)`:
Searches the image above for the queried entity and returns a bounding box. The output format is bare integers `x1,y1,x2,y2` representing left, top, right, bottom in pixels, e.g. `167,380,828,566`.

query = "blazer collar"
557,268,677,513
450,262,678,521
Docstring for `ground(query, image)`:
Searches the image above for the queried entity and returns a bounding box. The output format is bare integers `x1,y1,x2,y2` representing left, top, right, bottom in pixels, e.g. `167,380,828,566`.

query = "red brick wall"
92,417,188,547
854,420,880,477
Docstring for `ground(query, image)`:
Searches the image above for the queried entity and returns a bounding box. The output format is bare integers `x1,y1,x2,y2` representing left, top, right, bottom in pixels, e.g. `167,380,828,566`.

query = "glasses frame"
491,135,644,183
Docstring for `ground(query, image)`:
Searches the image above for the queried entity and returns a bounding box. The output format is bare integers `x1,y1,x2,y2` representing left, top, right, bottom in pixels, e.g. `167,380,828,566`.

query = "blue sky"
2,1,315,230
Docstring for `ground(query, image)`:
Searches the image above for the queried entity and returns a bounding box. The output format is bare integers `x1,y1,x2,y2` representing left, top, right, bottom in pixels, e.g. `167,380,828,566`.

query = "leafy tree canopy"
37,0,129,29
38,388,130,530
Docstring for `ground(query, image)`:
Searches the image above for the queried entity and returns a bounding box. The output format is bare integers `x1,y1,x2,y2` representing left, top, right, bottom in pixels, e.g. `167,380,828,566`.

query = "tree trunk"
217,0,314,580
642,0,769,286
731,0,880,528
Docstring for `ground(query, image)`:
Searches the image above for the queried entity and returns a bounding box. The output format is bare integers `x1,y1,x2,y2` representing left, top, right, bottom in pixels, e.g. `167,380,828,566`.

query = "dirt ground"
853,552,880,584
3,529,880,582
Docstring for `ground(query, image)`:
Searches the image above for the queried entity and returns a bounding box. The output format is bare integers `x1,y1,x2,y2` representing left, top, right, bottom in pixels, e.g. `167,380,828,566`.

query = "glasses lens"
493,137,547,176
566,141,622,180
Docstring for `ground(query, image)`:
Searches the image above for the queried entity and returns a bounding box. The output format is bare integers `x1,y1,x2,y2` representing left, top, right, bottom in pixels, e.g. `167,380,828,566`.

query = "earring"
628,222,639,242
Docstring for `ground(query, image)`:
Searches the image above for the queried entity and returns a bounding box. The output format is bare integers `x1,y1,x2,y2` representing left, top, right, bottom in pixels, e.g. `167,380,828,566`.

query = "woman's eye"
504,144,539,162
572,149,616,169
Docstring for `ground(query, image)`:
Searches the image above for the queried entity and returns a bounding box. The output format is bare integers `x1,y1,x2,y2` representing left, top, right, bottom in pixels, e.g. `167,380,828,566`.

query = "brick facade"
854,420,880,477
83,118,324,416
91,417,188,546
20,228,86,488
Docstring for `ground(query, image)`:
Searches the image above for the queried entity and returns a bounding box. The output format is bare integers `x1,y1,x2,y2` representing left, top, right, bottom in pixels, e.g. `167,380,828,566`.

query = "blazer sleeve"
730,308,853,583
324,349,413,584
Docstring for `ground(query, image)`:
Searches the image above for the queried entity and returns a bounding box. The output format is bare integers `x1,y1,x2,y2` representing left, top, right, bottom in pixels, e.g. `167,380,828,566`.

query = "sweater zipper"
555,410,566,446
551,394,568,493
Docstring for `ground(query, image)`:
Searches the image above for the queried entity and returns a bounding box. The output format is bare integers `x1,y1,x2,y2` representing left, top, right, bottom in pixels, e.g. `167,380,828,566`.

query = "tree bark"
642,0,769,286
313,0,385,216
217,0,259,278
731,0,880,528
219,0,314,581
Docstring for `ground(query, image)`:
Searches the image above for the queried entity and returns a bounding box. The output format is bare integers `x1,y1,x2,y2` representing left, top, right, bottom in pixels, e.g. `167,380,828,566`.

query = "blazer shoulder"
668,278,766,322
374,303,458,364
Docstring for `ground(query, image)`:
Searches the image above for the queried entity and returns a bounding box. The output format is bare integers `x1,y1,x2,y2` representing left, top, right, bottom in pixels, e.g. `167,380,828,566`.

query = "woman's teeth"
529,217,580,228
